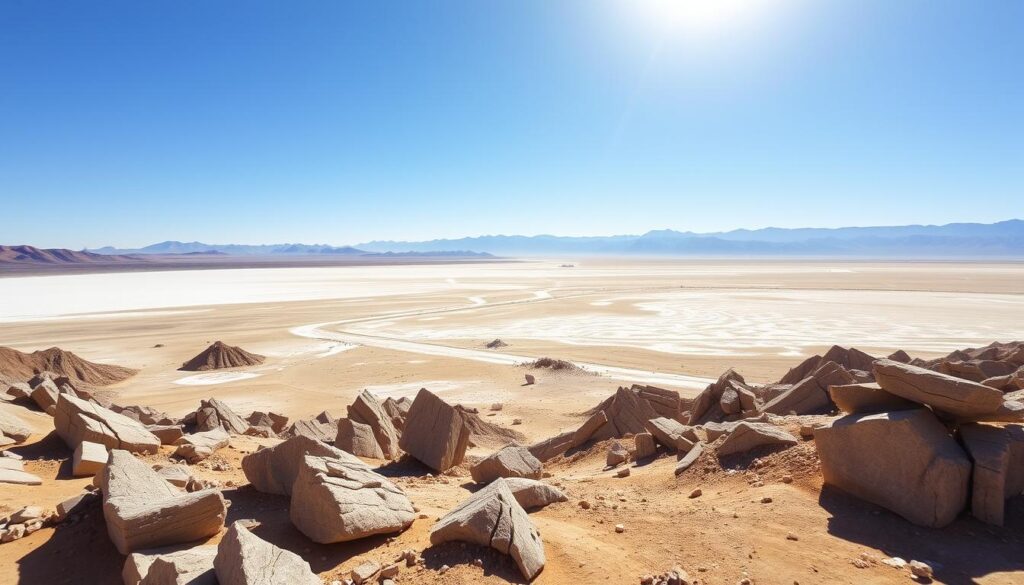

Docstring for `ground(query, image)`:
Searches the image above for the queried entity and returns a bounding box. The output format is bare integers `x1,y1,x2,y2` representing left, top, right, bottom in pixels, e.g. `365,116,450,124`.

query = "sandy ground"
1,259,1023,584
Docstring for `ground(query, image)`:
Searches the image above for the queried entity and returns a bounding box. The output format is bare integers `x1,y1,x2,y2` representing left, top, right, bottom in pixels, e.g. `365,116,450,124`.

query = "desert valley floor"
1,259,1024,584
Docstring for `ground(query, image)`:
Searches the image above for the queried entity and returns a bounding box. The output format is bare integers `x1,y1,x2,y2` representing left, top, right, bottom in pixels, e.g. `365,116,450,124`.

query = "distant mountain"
91,241,369,256
357,219,1024,257
360,250,494,258
0,245,142,265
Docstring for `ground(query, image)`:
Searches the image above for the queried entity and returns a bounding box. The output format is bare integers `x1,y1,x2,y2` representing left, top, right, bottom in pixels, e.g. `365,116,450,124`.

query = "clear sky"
2,1,1021,249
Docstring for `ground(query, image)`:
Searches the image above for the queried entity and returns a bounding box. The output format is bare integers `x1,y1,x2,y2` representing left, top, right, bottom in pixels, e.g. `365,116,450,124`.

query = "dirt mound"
179,341,265,371
525,357,583,372
0,346,136,387
485,339,508,349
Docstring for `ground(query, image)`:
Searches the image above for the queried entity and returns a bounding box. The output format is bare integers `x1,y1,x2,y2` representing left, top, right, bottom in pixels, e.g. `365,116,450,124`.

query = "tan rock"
715,422,797,457
0,409,31,443
55,394,160,454
123,545,217,585
73,440,108,477
674,442,704,476
398,388,471,472
763,361,854,415
173,428,230,463
347,389,401,459
470,445,543,484
873,359,1005,418
644,417,697,452
335,418,385,459
829,382,918,414
214,522,319,585
633,432,657,459
242,435,352,495
959,423,1024,526
197,398,249,434
147,425,185,445
502,477,568,510
606,441,629,467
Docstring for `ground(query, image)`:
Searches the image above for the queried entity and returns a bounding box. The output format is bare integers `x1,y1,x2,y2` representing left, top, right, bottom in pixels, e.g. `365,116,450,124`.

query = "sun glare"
634,0,780,38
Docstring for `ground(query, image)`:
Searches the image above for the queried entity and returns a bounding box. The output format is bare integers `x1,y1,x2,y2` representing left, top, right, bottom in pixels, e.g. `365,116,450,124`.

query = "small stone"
381,562,400,578
439,564,450,574
9,506,43,524
350,559,381,584
782,474,793,483
579,500,591,509
689,488,702,498
761,497,773,504
909,560,933,579
616,467,630,478
615,524,625,533
851,558,870,569
786,533,799,541
882,557,907,569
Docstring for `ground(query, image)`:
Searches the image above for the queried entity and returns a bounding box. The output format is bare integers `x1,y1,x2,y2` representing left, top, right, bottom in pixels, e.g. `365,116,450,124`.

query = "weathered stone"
56,491,99,520
242,435,351,496
350,560,380,585
173,428,230,463
0,408,32,443
214,522,320,585
55,394,160,454
502,477,568,510
716,422,798,457
348,389,401,459
633,432,657,459
689,369,750,425
154,465,194,488
828,382,918,414
763,361,855,415
430,479,545,580
335,418,385,459
197,398,249,434
592,387,663,439
606,441,629,467
6,382,31,400
290,454,415,543
470,445,543,484
527,431,575,463
73,440,108,477
0,458,42,485
147,425,185,445
193,407,220,432
674,442,704,476
398,388,471,472
30,377,61,414
288,418,335,443
960,423,1024,526
873,359,1005,418
571,410,609,445
644,417,697,452
123,545,218,585
100,449,226,554
815,409,970,528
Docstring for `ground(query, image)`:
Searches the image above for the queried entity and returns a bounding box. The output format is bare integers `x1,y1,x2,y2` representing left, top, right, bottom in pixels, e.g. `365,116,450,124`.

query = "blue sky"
2,1,1021,249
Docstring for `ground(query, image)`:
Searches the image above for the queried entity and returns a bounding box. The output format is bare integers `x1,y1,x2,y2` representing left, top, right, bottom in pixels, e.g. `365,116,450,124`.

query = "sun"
634,0,780,38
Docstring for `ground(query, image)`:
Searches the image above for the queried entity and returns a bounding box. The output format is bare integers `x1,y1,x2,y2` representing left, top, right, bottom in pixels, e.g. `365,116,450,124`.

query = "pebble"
761,497,773,504
689,488,702,498
615,524,625,533
616,468,631,478
909,560,933,579
786,533,799,541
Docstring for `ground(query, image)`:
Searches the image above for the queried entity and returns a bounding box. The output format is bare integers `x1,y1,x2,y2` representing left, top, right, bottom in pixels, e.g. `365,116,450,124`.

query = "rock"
674,443,704,476
350,560,380,585
8,505,42,523
194,407,220,432
490,403,503,411
398,388,471,472
644,417,697,452
173,428,230,463
73,440,108,477
525,374,536,385
242,435,352,495
347,389,401,459
30,377,61,414
196,398,249,434
633,432,657,459
123,546,218,585
763,361,855,415
1,524,26,542
873,359,1005,418
470,445,543,484
290,454,415,543
689,369,752,425
154,465,194,488
689,488,702,498
100,449,226,554
288,418,335,443
614,523,625,533
147,425,185,445
606,441,629,467
335,418,385,459
0,409,32,443
54,393,160,454
572,410,609,445
214,522,320,585
430,479,545,581
959,423,1024,526
501,477,568,510
715,422,798,457
908,560,933,579
828,382,918,414
315,410,336,425
591,387,661,439
117,405,173,426
616,467,630,478
56,491,99,520
814,409,970,528
0,463,42,485
6,382,31,400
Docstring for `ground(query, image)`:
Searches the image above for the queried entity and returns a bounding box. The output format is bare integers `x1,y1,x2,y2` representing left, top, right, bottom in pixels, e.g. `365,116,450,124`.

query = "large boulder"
335,418,385,459
470,445,543,484
0,409,32,443
195,398,249,434
828,382,918,414
242,435,350,496
347,389,401,459
590,386,661,439
959,423,1024,526
123,545,217,585
398,388,471,472
430,479,545,580
288,418,335,443
644,417,697,452
873,359,1005,418
715,422,797,457
762,361,855,415
214,522,320,585
814,409,971,528
502,477,568,510
289,454,416,543
173,428,230,463
100,450,226,554
55,394,160,454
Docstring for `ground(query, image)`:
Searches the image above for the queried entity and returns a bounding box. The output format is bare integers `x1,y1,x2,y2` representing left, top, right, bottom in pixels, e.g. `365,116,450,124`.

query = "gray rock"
715,422,797,457
123,545,218,585
214,522,320,585
335,418,385,459
873,359,1005,418
242,435,351,496
55,394,160,454
502,477,568,510
470,445,543,484
398,388,471,472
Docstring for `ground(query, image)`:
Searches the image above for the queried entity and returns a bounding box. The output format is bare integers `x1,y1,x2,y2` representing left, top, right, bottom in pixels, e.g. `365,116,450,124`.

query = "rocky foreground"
1,341,1023,584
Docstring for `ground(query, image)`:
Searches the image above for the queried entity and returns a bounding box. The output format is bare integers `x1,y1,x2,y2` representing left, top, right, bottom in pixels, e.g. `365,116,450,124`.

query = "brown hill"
0,245,140,265
180,341,265,371
0,346,137,386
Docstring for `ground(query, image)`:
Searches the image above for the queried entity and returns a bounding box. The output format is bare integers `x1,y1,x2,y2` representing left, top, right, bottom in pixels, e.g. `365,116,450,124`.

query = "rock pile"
179,341,265,372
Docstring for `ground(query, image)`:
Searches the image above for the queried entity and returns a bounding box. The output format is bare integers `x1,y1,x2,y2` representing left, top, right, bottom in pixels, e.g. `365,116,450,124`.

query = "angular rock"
592,387,662,439
763,361,854,415
100,449,226,554
502,477,568,510
242,435,351,495
348,389,401,459
147,425,185,445
0,408,32,443
470,445,543,484
606,441,629,467
335,418,385,459
73,440,108,477
644,417,698,452
430,479,545,580
873,359,1005,418
829,382,918,414
290,454,415,543
0,467,42,485
56,491,99,520
716,422,798,457
398,388,471,472
572,410,609,445
173,428,230,463
197,398,249,434
214,522,320,585
633,432,657,459
55,394,160,454
6,382,31,400
959,423,1024,526
814,408,970,528
689,369,751,425
123,545,217,585
674,442,704,476
30,377,61,414
635,385,685,420
154,465,194,488
526,431,575,463
288,418,335,443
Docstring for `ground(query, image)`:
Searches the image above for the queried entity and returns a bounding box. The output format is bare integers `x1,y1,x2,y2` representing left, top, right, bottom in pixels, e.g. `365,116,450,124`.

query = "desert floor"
1,258,1023,584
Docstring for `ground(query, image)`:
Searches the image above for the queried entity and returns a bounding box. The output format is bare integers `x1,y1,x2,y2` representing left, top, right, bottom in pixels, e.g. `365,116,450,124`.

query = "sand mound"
179,341,265,371
0,346,136,387
525,357,583,371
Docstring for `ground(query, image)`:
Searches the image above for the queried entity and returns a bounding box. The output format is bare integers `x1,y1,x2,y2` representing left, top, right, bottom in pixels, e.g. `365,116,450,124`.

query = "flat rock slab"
815,408,971,528
242,435,351,496
960,423,1024,526
214,522,320,585
873,359,1005,418
398,388,471,472
55,393,160,454
147,425,185,445
290,454,415,543
430,479,545,581
644,417,697,452
173,428,230,463
674,442,704,476
73,440,108,477
0,467,42,485
829,382,918,414
763,361,854,415
0,409,32,443
470,445,543,484
716,422,797,457
101,450,226,554
502,477,568,510
123,545,217,585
